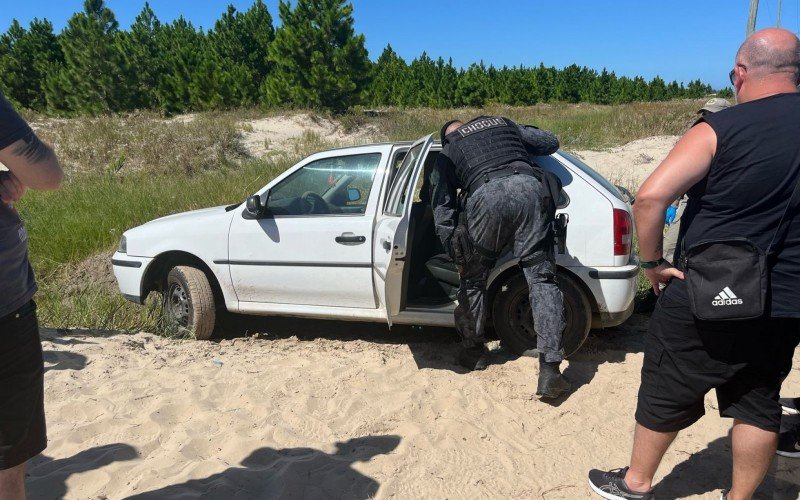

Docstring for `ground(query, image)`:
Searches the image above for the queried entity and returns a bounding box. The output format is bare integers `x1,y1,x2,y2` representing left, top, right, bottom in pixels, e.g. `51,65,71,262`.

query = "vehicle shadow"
25,443,139,498
656,430,800,499
215,310,645,378
127,435,401,499
216,312,473,372
540,311,649,406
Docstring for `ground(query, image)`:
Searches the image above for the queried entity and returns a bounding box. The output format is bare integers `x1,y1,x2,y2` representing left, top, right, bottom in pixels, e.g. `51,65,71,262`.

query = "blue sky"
2,0,799,90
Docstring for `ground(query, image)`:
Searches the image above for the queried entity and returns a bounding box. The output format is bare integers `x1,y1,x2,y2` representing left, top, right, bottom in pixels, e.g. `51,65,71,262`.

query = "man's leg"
522,258,570,399
728,420,778,500
0,464,25,500
453,242,492,370
625,423,679,492
522,258,565,363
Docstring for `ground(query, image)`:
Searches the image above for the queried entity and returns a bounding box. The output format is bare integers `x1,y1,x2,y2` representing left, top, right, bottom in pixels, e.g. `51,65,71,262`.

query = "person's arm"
634,122,717,293
0,131,63,191
429,152,459,253
516,123,560,156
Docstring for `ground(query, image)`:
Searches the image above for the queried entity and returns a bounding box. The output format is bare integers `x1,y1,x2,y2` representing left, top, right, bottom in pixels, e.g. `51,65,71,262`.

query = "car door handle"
335,234,366,244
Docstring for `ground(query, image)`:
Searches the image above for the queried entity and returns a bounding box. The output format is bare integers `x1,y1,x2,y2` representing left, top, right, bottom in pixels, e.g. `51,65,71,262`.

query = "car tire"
163,266,216,340
492,271,591,359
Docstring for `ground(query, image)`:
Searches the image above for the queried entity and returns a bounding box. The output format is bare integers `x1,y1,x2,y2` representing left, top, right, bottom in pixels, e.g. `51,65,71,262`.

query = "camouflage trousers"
453,175,566,363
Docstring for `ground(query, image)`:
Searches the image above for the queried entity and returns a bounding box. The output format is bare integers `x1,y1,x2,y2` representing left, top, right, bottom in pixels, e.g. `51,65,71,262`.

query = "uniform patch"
457,117,507,137
18,225,27,243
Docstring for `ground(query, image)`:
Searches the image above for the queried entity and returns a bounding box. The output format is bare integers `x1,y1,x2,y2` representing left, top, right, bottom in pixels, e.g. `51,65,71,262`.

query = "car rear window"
557,150,625,202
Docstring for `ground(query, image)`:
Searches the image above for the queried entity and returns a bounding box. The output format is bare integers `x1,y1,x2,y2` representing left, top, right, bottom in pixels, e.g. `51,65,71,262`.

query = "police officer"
430,116,571,399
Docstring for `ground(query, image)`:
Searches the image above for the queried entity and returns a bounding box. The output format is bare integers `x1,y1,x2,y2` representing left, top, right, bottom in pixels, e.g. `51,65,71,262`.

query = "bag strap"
766,170,800,255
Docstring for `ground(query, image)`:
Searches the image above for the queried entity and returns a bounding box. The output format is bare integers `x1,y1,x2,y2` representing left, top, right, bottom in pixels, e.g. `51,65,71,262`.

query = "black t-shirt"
0,91,36,318
681,92,800,317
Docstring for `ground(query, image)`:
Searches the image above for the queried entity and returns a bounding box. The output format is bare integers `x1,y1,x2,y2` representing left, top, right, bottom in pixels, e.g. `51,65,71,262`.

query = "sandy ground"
574,135,681,192
25,131,800,498
240,114,380,157
28,314,800,499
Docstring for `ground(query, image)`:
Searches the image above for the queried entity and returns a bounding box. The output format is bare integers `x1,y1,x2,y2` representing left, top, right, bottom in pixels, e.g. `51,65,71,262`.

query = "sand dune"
28,315,800,499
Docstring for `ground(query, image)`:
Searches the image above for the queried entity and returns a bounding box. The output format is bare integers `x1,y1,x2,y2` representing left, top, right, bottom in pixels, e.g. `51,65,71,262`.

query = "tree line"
0,0,726,115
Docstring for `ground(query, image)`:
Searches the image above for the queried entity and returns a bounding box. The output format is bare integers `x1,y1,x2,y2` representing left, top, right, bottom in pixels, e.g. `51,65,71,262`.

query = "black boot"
536,361,571,399
458,342,490,371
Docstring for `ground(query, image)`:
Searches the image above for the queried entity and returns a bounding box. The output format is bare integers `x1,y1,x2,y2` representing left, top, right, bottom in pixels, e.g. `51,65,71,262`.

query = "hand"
0,171,26,205
644,261,684,295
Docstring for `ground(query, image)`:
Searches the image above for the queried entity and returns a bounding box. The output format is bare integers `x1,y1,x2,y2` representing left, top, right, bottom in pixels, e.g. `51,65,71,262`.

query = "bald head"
736,28,800,83
445,121,463,136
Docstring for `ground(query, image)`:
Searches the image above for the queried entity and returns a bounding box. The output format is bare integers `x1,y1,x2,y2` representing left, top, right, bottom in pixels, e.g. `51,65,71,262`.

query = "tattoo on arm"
11,132,54,164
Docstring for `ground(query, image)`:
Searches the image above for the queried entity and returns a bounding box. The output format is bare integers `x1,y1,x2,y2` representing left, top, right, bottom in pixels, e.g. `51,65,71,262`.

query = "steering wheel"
301,191,331,214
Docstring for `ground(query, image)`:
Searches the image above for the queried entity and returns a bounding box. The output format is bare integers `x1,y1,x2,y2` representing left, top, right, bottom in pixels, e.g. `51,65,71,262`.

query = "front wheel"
492,271,591,358
162,266,216,340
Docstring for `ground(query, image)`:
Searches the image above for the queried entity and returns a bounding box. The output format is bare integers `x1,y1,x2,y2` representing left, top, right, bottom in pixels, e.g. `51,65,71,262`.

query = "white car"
112,134,638,357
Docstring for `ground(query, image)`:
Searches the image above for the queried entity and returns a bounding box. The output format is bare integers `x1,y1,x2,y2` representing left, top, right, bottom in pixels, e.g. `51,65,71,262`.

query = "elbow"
32,161,64,191
44,169,64,190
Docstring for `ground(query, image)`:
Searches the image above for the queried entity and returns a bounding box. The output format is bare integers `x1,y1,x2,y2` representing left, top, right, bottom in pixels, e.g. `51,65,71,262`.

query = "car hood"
146,205,231,225
123,205,236,258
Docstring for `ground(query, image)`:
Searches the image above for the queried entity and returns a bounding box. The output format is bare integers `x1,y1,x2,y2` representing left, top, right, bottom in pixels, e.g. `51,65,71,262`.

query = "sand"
240,113,380,157
28,315,800,499
25,130,800,498
573,136,681,192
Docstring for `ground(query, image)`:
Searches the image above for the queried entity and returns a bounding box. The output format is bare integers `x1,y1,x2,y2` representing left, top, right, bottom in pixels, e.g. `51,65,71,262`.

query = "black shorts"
0,300,46,470
636,280,800,433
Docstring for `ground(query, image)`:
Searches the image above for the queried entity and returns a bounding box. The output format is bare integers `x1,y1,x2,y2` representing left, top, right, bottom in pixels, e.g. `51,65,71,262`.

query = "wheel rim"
167,282,190,326
508,290,574,346
511,295,537,339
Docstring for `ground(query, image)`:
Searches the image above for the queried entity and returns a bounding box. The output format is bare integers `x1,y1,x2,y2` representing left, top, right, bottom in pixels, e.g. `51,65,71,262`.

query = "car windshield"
557,150,625,202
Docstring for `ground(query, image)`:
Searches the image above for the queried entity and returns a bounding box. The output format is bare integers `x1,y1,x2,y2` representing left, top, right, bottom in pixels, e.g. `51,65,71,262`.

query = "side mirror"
245,191,270,218
347,188,361,202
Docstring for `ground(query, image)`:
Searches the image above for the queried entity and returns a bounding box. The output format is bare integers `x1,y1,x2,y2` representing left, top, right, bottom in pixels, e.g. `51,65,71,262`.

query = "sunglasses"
729,64,747,85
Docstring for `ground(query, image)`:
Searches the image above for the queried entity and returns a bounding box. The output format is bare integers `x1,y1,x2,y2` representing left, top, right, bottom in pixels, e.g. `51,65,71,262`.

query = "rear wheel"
492,271,591,358
162,266,216,340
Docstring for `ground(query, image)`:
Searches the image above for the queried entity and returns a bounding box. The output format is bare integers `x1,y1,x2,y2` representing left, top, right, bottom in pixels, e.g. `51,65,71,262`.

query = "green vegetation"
0,0,727,116
368,100,702,150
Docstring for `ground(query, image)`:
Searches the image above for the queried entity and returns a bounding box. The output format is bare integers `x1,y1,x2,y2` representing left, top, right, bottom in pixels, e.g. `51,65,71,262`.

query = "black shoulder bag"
682,177,800,321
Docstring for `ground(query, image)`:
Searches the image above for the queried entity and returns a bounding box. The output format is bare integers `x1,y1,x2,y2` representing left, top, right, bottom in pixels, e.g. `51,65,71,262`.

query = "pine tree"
116,3,161,110
435,57,458,108
263,0,371,111
209,1,275,105
154,17,203,113
0,19,61,111
456,62,489,107
370,44,409,106
45,0,124,114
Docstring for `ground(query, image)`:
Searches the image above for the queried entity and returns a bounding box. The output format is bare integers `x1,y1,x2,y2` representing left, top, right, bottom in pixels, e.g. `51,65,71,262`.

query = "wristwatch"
640,257,666,269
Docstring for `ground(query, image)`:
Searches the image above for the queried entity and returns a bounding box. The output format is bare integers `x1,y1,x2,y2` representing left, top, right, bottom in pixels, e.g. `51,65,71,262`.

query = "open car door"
373,134,434,326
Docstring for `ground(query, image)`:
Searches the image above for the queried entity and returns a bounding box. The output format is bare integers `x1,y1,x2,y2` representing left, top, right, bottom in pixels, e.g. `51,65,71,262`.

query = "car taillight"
613,208,632,256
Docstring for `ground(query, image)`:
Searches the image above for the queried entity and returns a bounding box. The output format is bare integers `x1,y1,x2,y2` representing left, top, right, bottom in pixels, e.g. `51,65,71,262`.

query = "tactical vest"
444,116,532,189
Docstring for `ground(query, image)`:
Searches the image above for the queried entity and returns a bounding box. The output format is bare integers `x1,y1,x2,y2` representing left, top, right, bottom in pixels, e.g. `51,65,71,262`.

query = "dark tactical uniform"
430,116,566,363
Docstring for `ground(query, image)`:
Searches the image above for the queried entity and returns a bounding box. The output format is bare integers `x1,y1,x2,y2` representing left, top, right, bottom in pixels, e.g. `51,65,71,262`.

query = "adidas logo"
712,287,743,306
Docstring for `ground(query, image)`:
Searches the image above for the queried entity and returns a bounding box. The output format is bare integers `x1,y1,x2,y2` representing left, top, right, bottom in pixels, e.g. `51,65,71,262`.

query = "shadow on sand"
656,429,800,499
25,443,139,498
127,435,401,499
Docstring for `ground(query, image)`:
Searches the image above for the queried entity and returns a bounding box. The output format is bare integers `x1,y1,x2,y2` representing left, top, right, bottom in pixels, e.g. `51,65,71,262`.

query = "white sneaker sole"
775,449,800,458
782,407,799,416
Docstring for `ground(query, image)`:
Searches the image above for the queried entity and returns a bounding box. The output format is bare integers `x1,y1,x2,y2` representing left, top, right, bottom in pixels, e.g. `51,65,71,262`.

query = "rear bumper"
112,252,153,305
567,260,638,329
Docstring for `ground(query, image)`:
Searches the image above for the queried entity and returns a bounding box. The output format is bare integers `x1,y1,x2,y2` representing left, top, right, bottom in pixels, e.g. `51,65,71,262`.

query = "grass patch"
352,100,702,150
30,111,249,176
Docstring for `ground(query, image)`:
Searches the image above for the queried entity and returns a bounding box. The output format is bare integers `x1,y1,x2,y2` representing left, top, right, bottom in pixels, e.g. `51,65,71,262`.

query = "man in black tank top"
589,28,800,500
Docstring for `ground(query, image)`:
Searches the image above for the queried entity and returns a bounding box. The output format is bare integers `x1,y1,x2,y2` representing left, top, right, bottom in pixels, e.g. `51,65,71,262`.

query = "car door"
227,147,389,309
373,134,434,324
